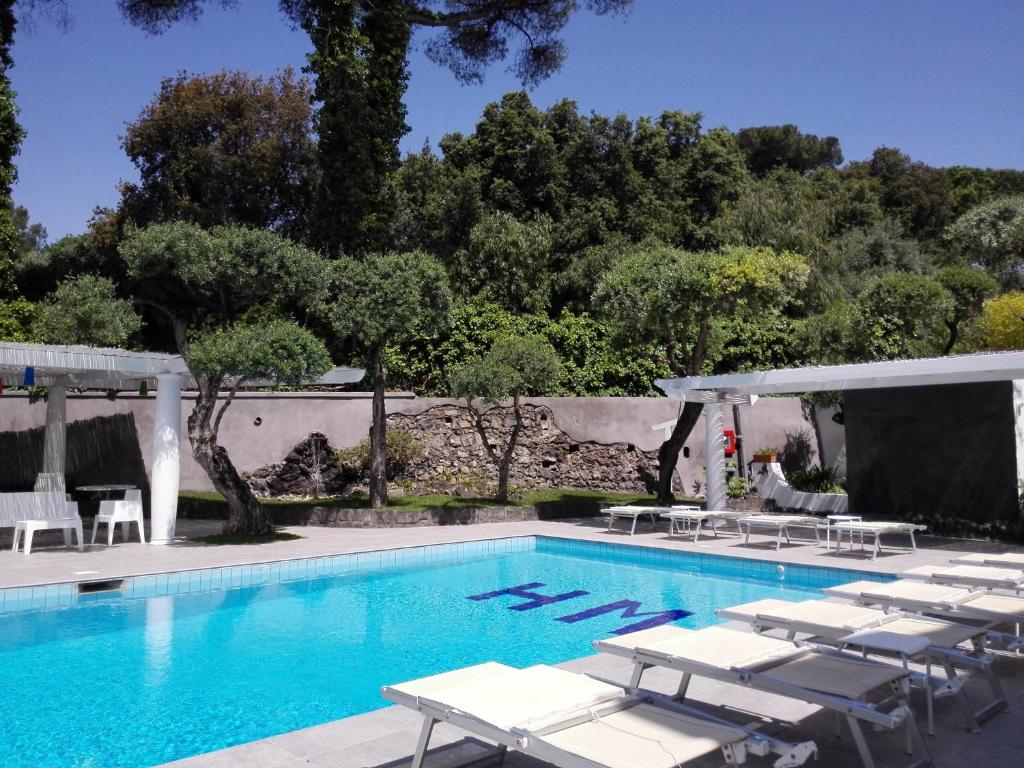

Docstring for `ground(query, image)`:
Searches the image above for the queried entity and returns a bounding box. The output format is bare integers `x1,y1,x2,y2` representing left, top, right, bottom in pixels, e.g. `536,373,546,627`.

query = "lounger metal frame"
737,515,823,550
716,601,1008,734
828,523,923,560
596,636,931,768
600,505,673,535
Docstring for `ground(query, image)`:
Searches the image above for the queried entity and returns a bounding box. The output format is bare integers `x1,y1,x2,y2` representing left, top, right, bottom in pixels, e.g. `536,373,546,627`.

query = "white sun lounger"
828,521,925,560
823,579,1024,652
381,662,818,768
662,508,744,542
900,564,1024,593
716,598,1007,734
595,624,930,768
600,505,675,535
737,515,823,550
951,552,1024,569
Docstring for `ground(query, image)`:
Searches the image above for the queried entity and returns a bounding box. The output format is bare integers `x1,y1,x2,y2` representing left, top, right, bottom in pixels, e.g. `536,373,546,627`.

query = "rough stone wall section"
245,432,355,498
388,403,674,495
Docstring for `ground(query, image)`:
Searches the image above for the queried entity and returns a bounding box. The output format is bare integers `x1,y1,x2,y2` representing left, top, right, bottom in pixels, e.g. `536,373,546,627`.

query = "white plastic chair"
91,489,146,545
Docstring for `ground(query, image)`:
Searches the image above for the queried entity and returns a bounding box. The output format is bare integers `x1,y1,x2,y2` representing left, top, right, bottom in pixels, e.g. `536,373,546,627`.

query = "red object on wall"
723,429,736,456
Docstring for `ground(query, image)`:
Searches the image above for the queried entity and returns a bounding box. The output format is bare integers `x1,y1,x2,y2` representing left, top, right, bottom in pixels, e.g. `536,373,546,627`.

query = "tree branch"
402,0,547,28
212,377,245,442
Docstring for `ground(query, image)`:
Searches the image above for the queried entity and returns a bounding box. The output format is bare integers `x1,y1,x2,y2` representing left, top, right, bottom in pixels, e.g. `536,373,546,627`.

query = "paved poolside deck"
3,517,1023,768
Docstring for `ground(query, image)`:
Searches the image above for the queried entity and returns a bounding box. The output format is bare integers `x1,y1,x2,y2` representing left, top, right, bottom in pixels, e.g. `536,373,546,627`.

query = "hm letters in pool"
468,581,693,634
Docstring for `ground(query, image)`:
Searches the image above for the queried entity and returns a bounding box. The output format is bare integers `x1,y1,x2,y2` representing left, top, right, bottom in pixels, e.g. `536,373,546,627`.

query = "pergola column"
703,401,727,511
150,374,181,545
40,382,67,490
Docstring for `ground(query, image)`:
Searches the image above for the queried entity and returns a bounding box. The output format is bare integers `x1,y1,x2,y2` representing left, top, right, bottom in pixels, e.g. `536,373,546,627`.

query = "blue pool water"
0,536,887,768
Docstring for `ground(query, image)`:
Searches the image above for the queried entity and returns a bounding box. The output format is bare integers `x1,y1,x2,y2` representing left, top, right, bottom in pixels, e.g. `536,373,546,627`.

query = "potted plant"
752,447,778,463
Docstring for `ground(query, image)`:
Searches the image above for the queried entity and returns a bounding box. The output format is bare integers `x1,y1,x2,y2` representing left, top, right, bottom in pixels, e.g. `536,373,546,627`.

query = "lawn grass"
179,488,697,511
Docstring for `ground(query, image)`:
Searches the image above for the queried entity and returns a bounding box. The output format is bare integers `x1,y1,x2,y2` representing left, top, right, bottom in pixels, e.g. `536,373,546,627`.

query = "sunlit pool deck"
2,518,1023,768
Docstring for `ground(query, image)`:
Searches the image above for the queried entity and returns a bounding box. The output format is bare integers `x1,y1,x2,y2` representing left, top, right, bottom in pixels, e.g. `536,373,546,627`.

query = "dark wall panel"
845,382,1017,522
0,413,148,495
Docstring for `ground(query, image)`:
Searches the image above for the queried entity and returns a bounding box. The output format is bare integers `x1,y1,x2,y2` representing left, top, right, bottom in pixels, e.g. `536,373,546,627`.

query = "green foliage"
944,196,1024,290
982,292,1024,351
786,465,844,494
15,232,120,300
856,273,951,359
452,211,553,313
0,1,22,298
187,320,331,386
726,475,748,499
831,219,929,295
450,333,562,403
0,297,37,341
119,221,329,335
384,300,666,396
326,250,452,357
35,275,141,347
301,0,411,253
119,68,317,239
735,124,842,177
594,244,809,375
934,265,998,353
334,429,425,479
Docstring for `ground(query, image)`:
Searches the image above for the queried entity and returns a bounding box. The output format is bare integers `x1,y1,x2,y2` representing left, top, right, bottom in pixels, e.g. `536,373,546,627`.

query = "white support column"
40,383,67,491
704,401,727,511
150,374,181,545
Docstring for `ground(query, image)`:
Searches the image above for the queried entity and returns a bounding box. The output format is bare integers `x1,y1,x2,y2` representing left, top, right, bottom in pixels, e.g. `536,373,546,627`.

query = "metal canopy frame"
655,351,1024,400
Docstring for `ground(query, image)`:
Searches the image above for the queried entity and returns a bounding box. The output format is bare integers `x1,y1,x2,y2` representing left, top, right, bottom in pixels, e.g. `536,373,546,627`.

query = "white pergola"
655,351,1024,511
0,342,364,545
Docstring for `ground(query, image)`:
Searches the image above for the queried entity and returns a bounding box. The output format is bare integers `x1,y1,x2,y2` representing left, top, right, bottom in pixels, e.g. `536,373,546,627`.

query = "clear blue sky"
10,0,1024,240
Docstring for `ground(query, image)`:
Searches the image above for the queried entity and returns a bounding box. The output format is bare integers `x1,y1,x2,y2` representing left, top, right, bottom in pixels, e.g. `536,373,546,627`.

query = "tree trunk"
188,386,273,536
368,350,388,509
732,403,746,480
496,394,525,504
942,319,958,356
656,401,704,503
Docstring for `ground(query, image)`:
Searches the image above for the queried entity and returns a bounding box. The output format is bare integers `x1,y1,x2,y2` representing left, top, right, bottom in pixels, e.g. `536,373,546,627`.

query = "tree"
119,221,333,535
735,124,843,177
934,266,997,355
0,1,23,297
119,69,317,239
35,275,141,346
323,251,451,507
452,211,553,313
121,1,634,254
982,292,1024,351
944,196,1024,290
855,273,951,360
450,334,561,502
594,245,808,500
831,218,929,296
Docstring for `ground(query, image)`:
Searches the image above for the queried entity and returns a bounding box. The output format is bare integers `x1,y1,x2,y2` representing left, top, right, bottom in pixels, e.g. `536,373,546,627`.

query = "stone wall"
388,403,673,495
0,390,819,494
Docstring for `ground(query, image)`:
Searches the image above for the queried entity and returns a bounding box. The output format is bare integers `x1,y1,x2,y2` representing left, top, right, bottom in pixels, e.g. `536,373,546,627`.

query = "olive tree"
450,334,561,503
595,245,808,502
119,221,333,535
323,251,451,508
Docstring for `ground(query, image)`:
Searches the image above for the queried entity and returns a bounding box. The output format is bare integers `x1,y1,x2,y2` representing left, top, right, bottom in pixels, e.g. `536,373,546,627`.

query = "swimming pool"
0,536,889,768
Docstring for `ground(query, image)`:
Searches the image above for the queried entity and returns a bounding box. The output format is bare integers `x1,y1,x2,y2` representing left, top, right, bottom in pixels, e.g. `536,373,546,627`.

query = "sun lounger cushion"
767,654,906,700
626,626,805,671
542,703,747,768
